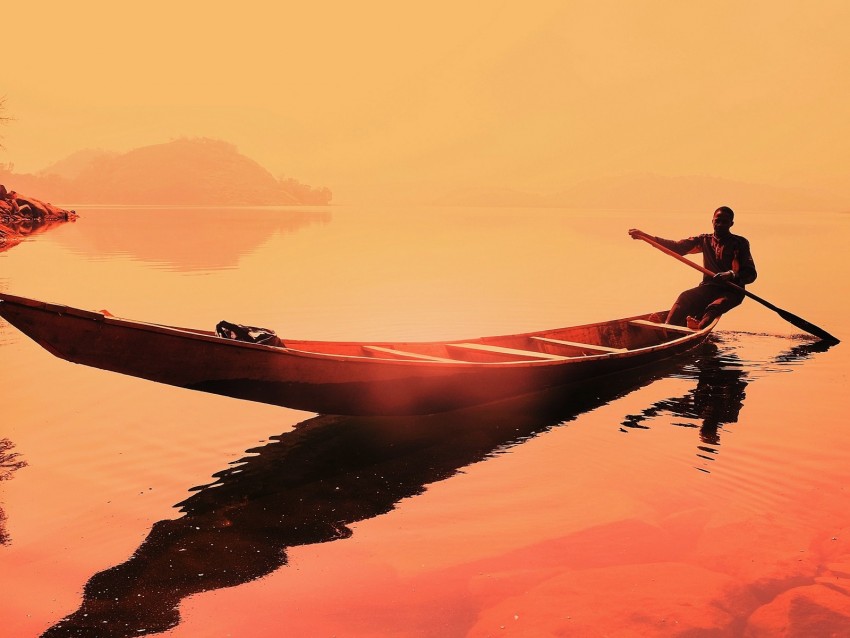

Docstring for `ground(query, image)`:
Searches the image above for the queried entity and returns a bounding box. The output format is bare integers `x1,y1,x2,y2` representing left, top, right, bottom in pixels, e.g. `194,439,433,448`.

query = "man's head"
712,206,734,236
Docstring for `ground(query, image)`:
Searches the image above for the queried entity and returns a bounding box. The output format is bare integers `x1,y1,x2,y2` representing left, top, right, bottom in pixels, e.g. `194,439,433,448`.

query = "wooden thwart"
447,342,568,360
630,319,696,334
530,336,626,354
362,345,462,363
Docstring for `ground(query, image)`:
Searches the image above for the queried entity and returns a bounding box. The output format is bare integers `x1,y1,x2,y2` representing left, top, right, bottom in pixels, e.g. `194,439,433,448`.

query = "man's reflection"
620,338,835,468
621,343,748,445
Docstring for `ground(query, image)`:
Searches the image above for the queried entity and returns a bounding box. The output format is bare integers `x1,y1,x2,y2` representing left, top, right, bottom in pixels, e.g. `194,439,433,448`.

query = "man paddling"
628,206,757,329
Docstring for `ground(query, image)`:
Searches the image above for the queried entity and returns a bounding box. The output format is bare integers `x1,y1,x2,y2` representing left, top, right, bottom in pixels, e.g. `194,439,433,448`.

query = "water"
1,206,848,636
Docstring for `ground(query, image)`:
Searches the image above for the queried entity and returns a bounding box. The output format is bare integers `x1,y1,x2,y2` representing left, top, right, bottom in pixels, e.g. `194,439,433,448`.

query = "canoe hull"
0,293,716,415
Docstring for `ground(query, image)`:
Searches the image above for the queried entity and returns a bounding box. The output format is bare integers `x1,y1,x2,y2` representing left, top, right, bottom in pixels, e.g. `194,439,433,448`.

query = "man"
628,206,757,329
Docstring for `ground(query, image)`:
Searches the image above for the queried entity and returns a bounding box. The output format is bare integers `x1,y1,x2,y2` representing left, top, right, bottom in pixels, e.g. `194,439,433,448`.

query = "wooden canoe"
0,292,718,416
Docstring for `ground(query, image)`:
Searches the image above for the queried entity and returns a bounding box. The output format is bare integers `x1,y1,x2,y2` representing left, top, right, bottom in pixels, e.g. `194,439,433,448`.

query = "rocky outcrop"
0,185,77,251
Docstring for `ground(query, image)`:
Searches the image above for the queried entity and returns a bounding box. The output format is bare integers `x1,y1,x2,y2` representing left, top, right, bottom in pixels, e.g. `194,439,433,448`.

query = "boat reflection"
620,337,836,471
41,336,834,637
41,361,682,637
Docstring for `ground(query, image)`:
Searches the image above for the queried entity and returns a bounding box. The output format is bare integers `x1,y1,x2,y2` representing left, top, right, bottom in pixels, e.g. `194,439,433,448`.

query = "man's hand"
713,270,736,282
628,229,647,240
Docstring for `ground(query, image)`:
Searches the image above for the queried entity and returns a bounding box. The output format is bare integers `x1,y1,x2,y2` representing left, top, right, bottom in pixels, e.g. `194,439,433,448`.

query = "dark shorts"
672,284,745,323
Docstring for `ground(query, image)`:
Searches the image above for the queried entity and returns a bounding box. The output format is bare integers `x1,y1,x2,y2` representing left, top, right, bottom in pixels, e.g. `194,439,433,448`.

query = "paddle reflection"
42,337,833,636
620,336,836,471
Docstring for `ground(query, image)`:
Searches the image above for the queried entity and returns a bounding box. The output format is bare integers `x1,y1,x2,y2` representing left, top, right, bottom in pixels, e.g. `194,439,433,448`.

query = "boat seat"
530,336,627,354
630,319,696,334
446,343,568,360
362,346,463,363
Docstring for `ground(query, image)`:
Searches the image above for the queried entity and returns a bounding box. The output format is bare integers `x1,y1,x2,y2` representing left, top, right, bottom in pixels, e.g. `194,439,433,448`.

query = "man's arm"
628,229,699,256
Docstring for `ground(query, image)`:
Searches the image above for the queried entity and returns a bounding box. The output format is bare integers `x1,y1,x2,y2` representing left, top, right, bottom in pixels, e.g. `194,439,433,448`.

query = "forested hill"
0,139,332,206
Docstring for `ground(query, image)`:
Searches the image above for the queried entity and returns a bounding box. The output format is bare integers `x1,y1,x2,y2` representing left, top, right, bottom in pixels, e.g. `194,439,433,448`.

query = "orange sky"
3,1,850,203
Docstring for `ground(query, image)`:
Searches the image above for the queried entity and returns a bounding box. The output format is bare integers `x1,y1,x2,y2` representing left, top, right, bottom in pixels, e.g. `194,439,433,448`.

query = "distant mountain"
0,139,332,205
38,149,119,180
433,174,843,212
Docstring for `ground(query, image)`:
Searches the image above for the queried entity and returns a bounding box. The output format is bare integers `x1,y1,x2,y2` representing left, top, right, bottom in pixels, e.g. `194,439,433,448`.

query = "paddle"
635,233,839,343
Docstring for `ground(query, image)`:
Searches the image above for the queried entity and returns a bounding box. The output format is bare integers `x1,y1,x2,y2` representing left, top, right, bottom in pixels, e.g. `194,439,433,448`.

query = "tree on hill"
278,176,332,206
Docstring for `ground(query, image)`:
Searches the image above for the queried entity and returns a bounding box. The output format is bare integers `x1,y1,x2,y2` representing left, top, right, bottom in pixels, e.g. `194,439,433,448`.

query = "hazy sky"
3,1,849,203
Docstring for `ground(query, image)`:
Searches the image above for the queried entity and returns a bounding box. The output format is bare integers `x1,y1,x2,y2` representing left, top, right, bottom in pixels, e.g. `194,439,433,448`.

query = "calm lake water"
1,206,848,637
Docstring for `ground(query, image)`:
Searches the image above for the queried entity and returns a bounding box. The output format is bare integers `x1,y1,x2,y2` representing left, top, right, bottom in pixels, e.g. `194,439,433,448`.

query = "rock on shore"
0,185,77,251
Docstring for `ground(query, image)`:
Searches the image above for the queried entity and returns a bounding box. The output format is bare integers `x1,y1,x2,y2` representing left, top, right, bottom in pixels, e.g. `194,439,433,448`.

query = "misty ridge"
0,138,332,206
433,174,845,213
2,136,843,213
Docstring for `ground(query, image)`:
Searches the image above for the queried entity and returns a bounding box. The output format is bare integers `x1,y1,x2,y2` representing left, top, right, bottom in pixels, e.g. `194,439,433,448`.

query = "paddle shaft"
636,233,839,342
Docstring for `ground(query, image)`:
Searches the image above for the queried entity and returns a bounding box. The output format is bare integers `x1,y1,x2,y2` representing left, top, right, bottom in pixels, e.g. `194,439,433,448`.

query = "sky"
2,1,850,204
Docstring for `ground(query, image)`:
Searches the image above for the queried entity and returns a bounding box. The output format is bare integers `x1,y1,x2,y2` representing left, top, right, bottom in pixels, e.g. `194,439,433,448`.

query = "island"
0,138,332,206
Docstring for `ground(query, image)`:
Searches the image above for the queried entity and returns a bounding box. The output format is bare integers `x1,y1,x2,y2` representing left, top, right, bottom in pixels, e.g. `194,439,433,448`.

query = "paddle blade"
775,307,840,343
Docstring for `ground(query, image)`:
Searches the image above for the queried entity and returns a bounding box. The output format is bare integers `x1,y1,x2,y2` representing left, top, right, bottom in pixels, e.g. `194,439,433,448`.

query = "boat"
0,292,718,416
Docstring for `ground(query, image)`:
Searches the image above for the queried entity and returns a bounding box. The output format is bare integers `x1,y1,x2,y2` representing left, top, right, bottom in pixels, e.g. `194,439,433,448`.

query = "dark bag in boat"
216,320,282,347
